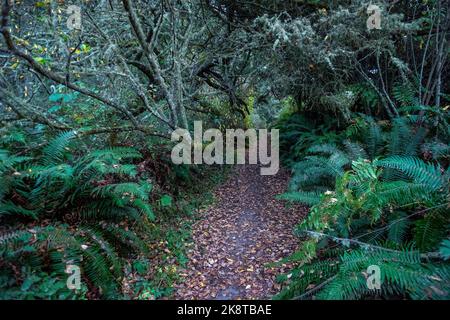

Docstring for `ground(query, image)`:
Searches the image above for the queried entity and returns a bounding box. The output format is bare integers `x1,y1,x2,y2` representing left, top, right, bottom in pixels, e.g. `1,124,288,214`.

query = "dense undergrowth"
275,101,450,300
0,129,229,299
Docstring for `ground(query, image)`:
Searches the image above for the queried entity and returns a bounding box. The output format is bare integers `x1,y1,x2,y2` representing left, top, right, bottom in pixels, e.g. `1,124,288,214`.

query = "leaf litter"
174,163,308,300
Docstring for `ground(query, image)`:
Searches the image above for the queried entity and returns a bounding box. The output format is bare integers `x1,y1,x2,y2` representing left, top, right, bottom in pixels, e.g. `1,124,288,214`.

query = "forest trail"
174,164,308,300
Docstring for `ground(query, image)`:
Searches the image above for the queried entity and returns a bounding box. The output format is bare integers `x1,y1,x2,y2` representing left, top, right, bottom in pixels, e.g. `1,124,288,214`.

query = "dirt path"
174,164,308,300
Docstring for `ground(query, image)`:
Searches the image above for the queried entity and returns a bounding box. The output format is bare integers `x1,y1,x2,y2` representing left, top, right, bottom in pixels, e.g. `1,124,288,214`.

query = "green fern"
0,134,155,299
279,150,449,300
392,83,417,106
414,214,448,252
41,131,77,165
277,191,323,206
377,156,446,191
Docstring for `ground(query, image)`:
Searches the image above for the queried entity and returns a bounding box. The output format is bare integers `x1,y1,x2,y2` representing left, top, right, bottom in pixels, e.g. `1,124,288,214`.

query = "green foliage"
277,191,323,206
274,113,342,167
285,115,445,195
159,195,173,208
0,133,155,299
350,84,379,110
278,246,449,300
278,114,450,300
378,156,445,191
392,83,417,107
316,249,449,300
440,239,450,260
414,214,448,252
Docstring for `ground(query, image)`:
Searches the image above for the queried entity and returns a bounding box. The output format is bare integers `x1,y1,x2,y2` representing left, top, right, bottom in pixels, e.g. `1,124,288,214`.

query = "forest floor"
173,163,308,300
